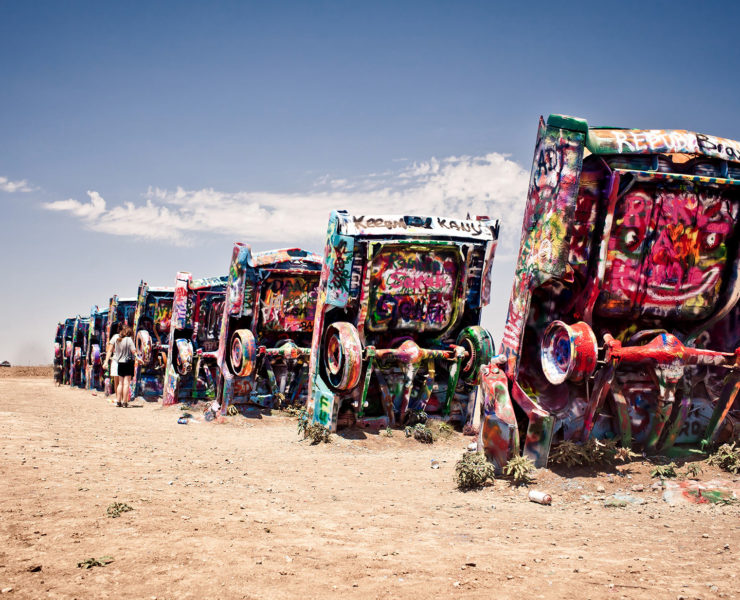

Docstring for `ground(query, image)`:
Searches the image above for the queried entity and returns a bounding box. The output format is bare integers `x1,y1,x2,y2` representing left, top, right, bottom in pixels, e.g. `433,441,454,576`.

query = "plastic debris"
663,479,739,506
528,490,552,505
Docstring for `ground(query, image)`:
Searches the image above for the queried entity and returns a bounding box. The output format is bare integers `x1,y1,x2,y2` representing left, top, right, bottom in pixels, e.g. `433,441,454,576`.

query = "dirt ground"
0,366,52,378
0,375,738,600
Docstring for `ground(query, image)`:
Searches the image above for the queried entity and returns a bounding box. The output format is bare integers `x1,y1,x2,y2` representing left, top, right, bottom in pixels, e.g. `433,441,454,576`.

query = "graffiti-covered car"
479,114,740,469
163,273,228,405
102,295,137,395
307,210,499,432
60,317,76,385
217,244,322,413
85,305,108,391
53,322,66,384
70,315,90,388
131,283,175,399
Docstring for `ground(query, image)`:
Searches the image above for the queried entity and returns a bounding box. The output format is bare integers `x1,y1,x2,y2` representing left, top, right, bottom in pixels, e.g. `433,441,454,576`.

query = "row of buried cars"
53,114,740,469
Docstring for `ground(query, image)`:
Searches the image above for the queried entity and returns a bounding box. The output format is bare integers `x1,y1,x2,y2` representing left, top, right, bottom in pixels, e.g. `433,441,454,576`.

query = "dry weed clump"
503,455,536,485
455,452,495,490
707,442,740,474
650,462,678,479
106,502,133,518
405,423,434,443
297,411,331,444
549,438,637,467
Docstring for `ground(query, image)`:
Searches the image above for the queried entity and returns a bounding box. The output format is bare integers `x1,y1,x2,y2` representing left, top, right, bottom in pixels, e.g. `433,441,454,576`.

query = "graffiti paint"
216,245,322,414
368,248,459,332
482,113,740,470
260,276,318,332
131,282,175,399
162,272,227,406
307,210,499,433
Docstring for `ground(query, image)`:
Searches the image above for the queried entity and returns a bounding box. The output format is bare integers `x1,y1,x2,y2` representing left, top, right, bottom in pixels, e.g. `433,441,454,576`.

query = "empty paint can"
528,490,552,505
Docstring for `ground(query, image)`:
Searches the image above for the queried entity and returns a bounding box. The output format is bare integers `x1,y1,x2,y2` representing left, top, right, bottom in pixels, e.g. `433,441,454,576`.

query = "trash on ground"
663,479,740,506
528,490,552,505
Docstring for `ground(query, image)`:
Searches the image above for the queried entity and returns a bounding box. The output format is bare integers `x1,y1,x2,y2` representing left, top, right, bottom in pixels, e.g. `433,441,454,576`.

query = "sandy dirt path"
0,376,738,599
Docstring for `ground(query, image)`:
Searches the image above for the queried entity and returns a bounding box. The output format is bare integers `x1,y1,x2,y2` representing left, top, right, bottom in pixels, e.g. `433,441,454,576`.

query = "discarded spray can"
528,490,552,505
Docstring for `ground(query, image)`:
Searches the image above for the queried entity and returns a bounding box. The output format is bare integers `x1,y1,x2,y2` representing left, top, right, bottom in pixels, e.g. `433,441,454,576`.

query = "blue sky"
1,1,739,364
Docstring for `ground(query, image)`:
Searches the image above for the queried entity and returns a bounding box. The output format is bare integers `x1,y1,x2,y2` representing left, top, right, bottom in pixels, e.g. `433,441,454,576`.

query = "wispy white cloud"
0,176,34,193
41,152,530,250
44,190,107,220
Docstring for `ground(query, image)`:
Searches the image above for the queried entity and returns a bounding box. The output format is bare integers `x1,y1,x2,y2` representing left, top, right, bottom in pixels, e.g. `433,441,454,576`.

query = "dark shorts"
118,361,134,377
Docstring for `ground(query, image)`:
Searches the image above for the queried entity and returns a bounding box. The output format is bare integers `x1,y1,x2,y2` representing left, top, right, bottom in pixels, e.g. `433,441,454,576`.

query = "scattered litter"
467,442,477,452
177,417,189,425
1,587,13,593
663,479,739,506
430,459,440,469
612,492,645,505
604,497,628,508
528,490,552,505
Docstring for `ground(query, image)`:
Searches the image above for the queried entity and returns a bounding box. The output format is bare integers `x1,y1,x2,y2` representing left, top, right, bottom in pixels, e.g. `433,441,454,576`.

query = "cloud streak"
0,176,33,193
41,152,530,250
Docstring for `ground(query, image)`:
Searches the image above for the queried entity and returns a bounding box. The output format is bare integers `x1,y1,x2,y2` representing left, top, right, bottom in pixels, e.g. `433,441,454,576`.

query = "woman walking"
105,323,122,399
115,325,141,407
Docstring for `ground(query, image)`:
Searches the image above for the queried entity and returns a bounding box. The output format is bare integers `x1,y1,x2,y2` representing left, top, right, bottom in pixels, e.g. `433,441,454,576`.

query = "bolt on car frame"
216,244,322,413
162,272,228,405
479,114,740,469
307,210,499,432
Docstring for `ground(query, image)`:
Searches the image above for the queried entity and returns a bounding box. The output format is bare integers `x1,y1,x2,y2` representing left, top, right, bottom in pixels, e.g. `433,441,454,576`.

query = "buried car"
131,282,175,399
85,305,109,391
60,318,76,385
479,114,740,469
53,321,68,384
307,210,499,431
162,272,228,405
216,244,322,413
102,295,137,395
69,315,90,388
